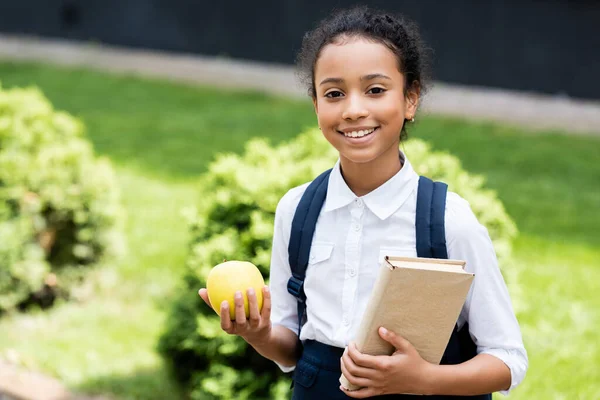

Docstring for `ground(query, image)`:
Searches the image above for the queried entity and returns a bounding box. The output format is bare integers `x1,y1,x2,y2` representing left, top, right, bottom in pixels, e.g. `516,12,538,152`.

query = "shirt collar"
323,151,419,220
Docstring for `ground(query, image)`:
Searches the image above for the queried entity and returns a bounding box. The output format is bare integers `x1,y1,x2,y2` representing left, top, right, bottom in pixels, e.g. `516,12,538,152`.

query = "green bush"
0,83,125,312
158,128,518,400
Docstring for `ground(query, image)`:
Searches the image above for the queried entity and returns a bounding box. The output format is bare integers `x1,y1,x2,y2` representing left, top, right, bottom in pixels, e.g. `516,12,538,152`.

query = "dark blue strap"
288,172,447,345
287,169,332,339
431,179,449,259
416,176,434,258
416,176,448,259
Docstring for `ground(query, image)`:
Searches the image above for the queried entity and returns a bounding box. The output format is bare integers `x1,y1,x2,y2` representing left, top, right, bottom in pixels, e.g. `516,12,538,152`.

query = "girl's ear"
312,97,319,114
405,81,421,119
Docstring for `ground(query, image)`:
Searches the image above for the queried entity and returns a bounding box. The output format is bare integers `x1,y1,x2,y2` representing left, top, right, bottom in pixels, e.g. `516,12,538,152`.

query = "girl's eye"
325,90,344,98
368,87,386,95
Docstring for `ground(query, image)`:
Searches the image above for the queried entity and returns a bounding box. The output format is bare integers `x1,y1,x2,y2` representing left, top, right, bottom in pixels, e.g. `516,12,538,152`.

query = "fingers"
260,285,271,320
340,352,371,390
198,288,212,308
234,291,247,328
340,386,374,399
343,346,378,380
348,342,380,369
247,288,261,328
213,286,272,336
220,301,233,332
379,327,411,352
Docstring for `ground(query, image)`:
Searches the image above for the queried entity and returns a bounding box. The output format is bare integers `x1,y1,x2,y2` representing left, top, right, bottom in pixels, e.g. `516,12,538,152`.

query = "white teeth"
344,128,375,138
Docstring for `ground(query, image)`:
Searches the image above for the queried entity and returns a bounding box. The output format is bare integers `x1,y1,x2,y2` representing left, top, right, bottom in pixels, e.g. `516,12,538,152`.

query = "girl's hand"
340,327,433,398
198,286,272,345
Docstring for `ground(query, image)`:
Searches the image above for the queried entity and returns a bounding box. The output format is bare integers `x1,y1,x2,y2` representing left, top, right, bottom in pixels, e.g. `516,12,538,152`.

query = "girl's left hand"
340,327,433,398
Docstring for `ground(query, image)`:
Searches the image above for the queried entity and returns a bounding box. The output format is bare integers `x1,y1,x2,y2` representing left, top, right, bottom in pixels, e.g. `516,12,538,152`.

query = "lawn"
0,61,598,400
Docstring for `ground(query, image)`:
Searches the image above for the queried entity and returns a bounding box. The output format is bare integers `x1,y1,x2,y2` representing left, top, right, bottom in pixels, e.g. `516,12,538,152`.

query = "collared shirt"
269,153,528,395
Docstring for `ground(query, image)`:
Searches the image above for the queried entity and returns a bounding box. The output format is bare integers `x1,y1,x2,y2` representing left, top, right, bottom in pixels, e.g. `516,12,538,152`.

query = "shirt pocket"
308,242,334,265
377,245,417,265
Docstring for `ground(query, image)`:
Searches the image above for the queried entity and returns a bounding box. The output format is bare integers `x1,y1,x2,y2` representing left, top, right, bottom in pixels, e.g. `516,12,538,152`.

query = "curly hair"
296,6,433,137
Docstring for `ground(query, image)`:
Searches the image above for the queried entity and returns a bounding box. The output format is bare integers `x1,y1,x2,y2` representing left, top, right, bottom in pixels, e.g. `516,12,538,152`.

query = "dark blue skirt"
291,340,417,399
291,340,492,400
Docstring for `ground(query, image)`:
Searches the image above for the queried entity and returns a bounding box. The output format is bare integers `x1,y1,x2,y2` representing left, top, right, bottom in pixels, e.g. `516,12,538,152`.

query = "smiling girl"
199,6,527,399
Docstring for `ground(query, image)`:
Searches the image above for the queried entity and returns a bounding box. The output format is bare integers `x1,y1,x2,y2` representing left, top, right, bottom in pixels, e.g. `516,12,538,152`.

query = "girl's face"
313,37,419,166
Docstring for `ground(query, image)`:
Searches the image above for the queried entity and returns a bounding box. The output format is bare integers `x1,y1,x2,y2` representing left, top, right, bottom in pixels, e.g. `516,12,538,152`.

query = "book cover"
340,256,474,391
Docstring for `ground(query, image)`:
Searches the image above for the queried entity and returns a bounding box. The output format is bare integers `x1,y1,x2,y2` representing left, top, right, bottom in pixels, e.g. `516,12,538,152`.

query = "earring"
411,117,415,122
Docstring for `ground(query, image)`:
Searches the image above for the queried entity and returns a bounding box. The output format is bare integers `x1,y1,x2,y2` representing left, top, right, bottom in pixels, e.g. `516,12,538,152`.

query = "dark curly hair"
296,6,432,137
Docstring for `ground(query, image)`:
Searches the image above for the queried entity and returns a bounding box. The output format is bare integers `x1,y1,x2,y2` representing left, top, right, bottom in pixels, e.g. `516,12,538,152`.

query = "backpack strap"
287,172,448,345
415,176,449,259
287,169,332,342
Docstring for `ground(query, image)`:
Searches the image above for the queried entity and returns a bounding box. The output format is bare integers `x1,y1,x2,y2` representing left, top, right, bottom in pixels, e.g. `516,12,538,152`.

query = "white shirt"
269,154,528,395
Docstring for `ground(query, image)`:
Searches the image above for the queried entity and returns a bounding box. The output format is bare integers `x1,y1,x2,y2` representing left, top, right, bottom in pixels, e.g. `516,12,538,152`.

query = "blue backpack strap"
287,173,447,343
416,176,449,259
287,169,332,341
417,177,490,399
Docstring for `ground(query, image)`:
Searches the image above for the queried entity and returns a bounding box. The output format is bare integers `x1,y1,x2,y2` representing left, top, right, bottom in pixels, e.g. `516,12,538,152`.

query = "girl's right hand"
198,286,272,345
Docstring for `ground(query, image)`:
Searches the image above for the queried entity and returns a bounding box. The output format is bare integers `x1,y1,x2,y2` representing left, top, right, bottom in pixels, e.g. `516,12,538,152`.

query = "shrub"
158,128,518,399
0,83,125,312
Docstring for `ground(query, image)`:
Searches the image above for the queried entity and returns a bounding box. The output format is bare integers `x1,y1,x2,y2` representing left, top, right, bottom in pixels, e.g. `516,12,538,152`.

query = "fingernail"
248,288,255,296
264,286,269,293
235,291,242,299
380,327,388,335
221,301,228,308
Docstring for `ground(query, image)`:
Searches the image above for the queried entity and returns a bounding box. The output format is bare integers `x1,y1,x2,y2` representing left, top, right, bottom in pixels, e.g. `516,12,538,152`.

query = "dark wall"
1,0,599,99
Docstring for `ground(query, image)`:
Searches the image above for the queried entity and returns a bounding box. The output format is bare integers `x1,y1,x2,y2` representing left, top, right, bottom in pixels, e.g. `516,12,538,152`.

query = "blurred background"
0,1,598,400
1,0,600,98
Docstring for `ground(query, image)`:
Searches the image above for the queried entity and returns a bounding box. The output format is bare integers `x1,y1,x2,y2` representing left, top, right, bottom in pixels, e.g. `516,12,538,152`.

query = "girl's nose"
342,94,369,121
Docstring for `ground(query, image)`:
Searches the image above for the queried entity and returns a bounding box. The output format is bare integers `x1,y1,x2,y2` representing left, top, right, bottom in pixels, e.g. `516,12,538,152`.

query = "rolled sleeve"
479,347,528,395
446,193,528,394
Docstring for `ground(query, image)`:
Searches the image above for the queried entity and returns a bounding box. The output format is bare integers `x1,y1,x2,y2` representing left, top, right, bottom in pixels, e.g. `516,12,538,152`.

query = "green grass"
0,169,193,399
414,117,600,246
0,61,598,399
0,62,315,181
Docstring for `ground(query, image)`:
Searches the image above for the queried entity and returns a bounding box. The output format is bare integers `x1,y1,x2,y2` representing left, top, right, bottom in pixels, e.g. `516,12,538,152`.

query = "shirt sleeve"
268,188,303,372
445,192,528,396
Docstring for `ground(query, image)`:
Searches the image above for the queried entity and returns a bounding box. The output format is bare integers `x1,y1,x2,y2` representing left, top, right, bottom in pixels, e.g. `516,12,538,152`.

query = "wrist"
419,362,440,396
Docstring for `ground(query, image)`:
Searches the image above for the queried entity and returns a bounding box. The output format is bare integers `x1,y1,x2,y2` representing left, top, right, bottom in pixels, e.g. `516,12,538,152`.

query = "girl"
199,6,527,399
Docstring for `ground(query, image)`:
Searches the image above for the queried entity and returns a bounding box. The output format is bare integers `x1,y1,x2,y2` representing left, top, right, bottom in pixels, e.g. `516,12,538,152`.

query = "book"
339,256,474,392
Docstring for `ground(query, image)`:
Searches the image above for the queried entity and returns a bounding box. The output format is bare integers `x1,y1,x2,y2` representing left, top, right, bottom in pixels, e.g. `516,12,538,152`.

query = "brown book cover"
340,256,474,391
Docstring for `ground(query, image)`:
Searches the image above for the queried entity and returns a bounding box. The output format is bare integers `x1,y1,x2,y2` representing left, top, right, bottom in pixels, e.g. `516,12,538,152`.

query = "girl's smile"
339,126,379,142
313,37,418,166
312,37,419,195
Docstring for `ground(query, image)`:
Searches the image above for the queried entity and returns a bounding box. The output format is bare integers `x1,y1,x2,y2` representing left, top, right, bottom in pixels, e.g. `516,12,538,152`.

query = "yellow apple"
206,260,265,320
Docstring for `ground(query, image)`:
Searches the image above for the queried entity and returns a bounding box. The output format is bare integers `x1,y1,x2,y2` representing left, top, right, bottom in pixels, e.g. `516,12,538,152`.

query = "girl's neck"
339,147,402,197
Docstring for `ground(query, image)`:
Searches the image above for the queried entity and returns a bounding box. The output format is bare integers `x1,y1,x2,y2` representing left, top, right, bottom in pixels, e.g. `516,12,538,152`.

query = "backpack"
286,168,492,399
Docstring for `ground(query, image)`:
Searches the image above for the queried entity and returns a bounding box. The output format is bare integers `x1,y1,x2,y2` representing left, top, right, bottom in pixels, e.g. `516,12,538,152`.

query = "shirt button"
353,224,360,232
343,317,350,326
310,254,315,262
349,268,356,277
355,198,363,207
